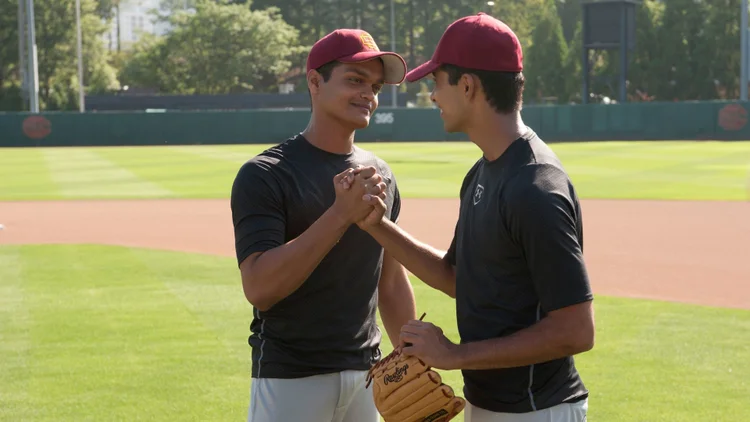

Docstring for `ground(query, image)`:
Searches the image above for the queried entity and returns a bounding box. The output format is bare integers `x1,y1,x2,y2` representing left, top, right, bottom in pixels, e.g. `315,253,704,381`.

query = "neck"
301,111,356,155
466,109,526,162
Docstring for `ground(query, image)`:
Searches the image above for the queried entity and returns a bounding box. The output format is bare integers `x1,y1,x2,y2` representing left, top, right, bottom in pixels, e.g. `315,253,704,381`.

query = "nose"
361,88,376,102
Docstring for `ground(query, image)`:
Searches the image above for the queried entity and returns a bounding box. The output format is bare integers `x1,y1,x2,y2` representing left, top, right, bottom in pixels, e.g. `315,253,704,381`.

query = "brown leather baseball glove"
365,345,465,422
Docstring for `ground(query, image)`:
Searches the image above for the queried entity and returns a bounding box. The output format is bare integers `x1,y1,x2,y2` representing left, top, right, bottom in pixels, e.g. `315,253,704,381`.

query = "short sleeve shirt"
230,134,401,378
446,129,593,413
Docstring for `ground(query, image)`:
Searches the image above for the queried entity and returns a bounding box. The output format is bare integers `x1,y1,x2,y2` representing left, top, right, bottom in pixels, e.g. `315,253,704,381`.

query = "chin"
349,115,371,129
443,120,459,133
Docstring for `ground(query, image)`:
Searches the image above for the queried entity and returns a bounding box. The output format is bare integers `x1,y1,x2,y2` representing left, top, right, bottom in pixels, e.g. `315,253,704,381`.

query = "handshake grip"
365,333,466,421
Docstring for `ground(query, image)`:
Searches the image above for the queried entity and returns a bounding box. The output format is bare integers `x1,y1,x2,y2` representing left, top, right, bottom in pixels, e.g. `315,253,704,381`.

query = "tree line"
0,0,745,111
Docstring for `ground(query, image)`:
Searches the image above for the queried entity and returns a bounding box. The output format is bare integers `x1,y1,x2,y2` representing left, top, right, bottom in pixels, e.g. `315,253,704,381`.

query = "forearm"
378,270,417,347
366,219,456,298
452,307,595,370
243,208,350,310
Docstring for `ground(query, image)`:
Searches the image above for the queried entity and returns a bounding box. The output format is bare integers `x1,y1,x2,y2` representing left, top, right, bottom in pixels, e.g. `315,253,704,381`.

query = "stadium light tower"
742,0,748,101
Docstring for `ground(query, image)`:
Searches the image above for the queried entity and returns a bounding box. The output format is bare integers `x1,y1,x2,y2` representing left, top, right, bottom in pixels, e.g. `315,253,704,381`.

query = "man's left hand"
399,320,461,370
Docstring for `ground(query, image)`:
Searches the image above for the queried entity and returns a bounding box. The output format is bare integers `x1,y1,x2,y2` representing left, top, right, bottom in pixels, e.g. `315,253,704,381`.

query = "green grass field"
1,141,749,201
1,244,748,421
2,140,750,421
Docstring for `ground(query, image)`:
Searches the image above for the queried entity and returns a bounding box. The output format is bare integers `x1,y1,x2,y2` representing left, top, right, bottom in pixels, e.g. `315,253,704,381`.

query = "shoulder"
232,138,296,193
502,138,578,218
504,131,573,196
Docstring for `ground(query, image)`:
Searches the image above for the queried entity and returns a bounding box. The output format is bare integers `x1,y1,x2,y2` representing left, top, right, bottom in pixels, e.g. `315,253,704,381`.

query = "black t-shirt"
445,129,593,413
230,134,401,379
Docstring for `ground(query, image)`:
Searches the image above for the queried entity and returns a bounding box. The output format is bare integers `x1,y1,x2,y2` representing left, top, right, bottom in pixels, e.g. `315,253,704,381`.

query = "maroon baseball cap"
306,29,407,85
405,13,523,82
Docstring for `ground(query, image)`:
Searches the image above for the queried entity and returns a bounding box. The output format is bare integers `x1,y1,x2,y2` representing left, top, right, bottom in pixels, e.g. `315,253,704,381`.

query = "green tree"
651,0,712,100
1,0,120,110
523,0,568,104
33,0,119,109
626,0,662,101
122,0,301,94
0,0,23,110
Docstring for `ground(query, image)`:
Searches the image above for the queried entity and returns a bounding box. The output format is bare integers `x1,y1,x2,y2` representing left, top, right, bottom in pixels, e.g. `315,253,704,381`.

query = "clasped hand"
332,165,388,227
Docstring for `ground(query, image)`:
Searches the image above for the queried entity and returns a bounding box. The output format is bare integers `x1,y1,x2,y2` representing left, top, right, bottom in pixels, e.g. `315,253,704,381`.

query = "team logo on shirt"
473,184,484,205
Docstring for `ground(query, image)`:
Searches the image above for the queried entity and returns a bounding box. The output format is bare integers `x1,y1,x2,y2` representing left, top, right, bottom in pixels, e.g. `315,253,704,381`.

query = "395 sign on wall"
374,112,394,124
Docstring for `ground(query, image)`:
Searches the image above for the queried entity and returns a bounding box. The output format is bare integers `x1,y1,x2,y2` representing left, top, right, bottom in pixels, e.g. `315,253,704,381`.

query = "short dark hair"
316,61,342,82
308,61,342,109
439,64,525,114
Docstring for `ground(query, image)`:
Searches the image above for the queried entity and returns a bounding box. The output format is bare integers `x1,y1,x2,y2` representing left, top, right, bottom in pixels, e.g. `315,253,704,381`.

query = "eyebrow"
344,66,385,84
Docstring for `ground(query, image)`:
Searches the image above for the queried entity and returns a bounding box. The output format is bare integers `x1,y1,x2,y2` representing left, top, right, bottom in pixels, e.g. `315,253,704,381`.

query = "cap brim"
405,60,440,83
339,51,407,85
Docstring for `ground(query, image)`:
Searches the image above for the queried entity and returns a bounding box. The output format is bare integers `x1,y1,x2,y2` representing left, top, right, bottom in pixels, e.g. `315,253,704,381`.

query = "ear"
461,73,477,100
307,69,322,96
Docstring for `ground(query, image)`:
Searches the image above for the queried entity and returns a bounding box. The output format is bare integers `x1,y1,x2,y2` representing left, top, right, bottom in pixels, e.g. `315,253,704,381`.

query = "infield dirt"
1,198,748,309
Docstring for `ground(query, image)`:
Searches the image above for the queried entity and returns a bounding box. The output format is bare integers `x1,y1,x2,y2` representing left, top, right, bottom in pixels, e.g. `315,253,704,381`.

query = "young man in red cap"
230,29,417,421
352,13,594,422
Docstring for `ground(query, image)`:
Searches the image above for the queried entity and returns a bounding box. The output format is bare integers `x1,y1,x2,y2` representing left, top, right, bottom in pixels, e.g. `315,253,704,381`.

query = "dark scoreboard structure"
582,0,639,104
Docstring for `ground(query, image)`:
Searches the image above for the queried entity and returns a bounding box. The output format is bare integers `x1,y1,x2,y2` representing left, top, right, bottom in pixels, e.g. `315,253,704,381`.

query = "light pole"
76,0,85,112
25,0,39,113
390,0,397,108
742,0,748,101
18,0,26,108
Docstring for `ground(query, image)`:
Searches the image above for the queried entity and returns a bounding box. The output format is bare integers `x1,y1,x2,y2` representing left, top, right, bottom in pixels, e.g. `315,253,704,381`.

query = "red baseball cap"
405,13,523,82
306,29,407,85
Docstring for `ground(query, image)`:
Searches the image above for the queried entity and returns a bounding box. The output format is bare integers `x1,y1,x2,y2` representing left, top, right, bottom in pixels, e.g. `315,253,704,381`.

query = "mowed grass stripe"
11,245,248,421
550,141,750,200
177,145,260,164
131,247,251,362
0,247,31,420
0,148,58,200
94,146,248,199
2,244,749,421
580,298,750,421
1,141,749,201
43,148,174,198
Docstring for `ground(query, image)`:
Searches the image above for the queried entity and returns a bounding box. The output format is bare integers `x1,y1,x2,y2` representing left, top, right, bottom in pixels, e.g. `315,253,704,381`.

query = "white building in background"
104,0,189,51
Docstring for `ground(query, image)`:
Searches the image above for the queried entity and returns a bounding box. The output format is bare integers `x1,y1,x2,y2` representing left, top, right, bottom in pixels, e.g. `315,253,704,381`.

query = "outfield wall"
1,101,748,147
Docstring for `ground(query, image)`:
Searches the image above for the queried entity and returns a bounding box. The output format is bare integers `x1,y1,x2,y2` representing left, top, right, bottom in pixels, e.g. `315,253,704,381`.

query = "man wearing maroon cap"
230,29,417,421
353,13,595,422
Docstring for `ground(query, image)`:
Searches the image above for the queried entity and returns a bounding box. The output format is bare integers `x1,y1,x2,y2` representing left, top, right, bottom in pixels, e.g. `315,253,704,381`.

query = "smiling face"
428,69,472,133
310,60,385,129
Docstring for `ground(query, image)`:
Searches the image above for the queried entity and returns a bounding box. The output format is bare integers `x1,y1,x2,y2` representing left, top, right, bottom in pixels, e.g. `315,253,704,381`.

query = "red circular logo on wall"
718,104,748,131
22,115,52,139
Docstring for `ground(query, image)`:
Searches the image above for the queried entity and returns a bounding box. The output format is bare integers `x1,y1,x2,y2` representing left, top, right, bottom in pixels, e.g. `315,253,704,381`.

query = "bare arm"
377,251,417,346
240,208,351,311
240,168,387,311
452,300,594,369
359,198,457,298
400,300,595,371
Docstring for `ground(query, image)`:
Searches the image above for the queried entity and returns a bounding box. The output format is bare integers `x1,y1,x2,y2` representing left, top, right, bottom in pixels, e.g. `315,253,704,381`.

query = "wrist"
360,216,386,233
327,203,353,229
447,342,466,370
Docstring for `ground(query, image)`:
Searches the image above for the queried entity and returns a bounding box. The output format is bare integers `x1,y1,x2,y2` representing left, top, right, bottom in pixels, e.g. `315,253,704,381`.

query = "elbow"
242,276,275,312
444,286,456,299
566,321,595,354
245,289,274,312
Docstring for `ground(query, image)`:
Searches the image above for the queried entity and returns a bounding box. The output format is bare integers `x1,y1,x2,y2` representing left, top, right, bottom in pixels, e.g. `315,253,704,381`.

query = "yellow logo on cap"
360,33,380,51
